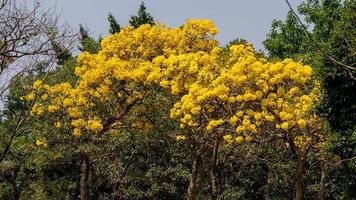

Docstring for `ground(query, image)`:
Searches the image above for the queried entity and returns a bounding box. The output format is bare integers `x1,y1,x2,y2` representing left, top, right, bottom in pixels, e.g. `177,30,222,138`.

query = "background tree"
264,0,356,198
129,2,155,28
78,24,100,54
0,0,76,164
0,0,77,198
108,13,121,34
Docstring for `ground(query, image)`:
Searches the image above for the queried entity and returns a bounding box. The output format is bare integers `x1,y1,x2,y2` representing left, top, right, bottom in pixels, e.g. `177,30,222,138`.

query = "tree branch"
285,0,356,77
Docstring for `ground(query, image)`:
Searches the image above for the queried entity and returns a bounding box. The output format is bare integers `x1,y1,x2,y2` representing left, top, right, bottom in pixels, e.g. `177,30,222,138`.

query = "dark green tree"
264,0,355,133
263,12,309,61
108,12,121,34
264,0,356,198
78,24,100,54
129,2,155,28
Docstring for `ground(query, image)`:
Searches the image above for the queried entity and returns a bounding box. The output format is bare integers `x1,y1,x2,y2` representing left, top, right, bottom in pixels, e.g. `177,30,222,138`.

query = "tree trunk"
187,156,200,200
210,139,220,199
11,178,20,200
112,180,122,200
10,167,20,200
98,193,104,200
295,155,305,200
80,154,90,200
91,168,106,200
318,163,326,200
74,175,81,200
266,164,273,199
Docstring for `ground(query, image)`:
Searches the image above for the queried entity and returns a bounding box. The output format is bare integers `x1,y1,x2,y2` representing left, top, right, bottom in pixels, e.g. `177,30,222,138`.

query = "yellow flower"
254,113,262,121
245,135,253,142
242,118,250,126
236,111,244,117
236,125,244,134
35,139,44,146
236,95,243,102
63,98,73,107
73,128,82,137
54,122,62,129
71,119,85,128
41,94,48,100
236,136,244,144
243,93,256,101
25,93,35,101
176,135,187,141
33,80,42,89
48,105,59,113
229,116,238,126
68,108,81,118
265,115,275,122
35,139,48,148
228,97,236,103
87,119,103,132
191,106,201,115
207,119,224,132
223,134,233,144
249,124,257,133
281,122,289,131
77,96,87,106
297,119,307,129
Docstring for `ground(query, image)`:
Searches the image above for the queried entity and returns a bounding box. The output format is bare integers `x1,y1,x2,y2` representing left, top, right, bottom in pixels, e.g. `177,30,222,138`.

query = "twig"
285,0,356,78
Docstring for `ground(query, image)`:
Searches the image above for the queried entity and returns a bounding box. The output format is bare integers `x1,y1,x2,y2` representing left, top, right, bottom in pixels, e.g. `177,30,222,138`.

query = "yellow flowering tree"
27,19,324,200
168,44,324,199
27,19,219,200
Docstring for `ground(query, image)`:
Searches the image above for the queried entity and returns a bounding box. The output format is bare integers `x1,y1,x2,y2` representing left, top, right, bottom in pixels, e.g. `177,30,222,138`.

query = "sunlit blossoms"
27,19,323,153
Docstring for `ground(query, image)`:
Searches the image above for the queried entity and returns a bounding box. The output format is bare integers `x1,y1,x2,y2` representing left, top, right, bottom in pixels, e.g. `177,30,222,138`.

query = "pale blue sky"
41,0,304,50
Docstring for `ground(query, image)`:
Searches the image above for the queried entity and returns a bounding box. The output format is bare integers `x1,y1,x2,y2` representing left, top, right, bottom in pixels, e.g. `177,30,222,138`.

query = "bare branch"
332,155,356,166
0,0,78,98
0,0,78,163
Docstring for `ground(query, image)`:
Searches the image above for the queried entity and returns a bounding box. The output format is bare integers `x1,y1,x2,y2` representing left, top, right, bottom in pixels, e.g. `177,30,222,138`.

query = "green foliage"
108,13,121,34
263,12,310,60
47,27,73,66
78,24,100,53
315,0,356,133
129,2,155,28
264,0,356,198
0,57,81,199
264,0,356,133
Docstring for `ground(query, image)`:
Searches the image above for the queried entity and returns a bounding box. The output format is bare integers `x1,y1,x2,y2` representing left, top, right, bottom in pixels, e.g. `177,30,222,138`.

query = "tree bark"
187,156,200,200
210,139,220,199
318,163,326,200
80,154,90,200
9,166,20,200
112,180,122,200
266,164,273,199
74,174,81,200
295,155,305,200
11,177,20,200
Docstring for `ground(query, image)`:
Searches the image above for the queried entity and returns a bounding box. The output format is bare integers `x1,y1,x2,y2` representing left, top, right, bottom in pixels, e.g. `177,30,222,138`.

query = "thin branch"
332,155,356,166
285,0,356,77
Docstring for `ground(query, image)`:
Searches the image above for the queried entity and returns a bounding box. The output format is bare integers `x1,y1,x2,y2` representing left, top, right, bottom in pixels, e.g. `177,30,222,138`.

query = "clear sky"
40,0,304,50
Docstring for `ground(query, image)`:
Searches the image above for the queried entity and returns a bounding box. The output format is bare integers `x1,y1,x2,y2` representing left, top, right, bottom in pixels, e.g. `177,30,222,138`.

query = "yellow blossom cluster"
168,43,322,147
27,19,323,150
294,136,312,149
176,135,187,141
27,19,219,138
35,139,48,148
